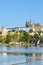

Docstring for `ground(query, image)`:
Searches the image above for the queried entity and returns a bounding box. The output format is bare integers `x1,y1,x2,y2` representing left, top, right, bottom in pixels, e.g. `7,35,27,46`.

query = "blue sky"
0,0,43,28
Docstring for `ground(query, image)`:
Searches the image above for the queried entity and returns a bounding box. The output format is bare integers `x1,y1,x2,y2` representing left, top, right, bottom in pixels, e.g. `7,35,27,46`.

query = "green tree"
34,33,39,39
6,32,12,43
12,33,19,42
29,29,33,33
42,31,43,33
19,31,30,43
0,35,3,42
37,30,41,35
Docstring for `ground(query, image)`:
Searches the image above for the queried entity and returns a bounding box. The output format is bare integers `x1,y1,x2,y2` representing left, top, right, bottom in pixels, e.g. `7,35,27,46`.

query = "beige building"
2,26,7,39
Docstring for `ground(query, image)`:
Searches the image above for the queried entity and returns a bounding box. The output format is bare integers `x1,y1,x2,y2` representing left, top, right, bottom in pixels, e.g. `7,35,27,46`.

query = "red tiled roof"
32,25,43,29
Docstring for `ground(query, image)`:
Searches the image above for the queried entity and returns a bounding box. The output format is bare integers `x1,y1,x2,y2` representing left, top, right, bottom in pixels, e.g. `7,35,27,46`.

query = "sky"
0,0,43,28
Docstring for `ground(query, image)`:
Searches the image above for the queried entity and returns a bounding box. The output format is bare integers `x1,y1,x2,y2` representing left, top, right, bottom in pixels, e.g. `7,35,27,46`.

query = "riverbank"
0,42,43,47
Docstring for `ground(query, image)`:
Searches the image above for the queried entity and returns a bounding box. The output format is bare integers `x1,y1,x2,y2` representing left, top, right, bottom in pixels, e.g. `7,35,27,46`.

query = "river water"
0,45,43,65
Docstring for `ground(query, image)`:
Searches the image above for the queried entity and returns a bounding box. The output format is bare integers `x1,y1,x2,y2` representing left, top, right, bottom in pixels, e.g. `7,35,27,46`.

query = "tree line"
0,30,41,46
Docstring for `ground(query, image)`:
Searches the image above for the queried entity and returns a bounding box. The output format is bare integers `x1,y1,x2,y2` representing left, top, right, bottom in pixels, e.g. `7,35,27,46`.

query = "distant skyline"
0,0,43,28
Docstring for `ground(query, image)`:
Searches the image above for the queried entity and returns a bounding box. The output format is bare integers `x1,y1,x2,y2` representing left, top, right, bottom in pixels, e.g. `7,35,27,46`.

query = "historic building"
2,26,7,39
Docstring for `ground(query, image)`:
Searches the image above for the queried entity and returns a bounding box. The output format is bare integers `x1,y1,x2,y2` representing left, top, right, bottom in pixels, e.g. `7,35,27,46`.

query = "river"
0,45,43,65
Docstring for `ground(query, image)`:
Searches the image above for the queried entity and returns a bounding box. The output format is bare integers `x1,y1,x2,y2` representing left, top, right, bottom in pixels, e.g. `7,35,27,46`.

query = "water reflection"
0,52,43,65
0,46,43,65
